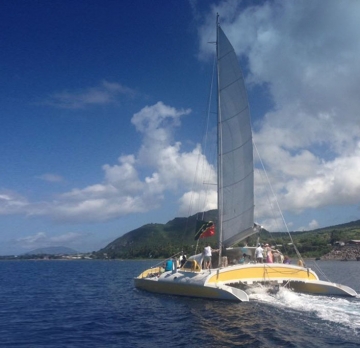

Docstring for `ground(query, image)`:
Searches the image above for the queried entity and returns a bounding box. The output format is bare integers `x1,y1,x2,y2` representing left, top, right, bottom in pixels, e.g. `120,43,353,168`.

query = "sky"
1,0,360,255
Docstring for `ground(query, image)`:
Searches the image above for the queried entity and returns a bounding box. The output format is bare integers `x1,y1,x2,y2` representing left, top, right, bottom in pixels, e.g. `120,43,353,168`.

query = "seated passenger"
238,253,247,264
164,259,173,271
180,254,187,268
283,256,291,264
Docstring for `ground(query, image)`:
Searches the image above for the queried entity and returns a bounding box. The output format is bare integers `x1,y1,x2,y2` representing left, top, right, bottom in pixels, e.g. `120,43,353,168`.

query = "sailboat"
134,19,357,301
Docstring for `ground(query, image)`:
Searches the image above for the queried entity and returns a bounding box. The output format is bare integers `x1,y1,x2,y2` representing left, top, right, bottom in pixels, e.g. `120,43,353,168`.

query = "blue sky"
1,0,360,255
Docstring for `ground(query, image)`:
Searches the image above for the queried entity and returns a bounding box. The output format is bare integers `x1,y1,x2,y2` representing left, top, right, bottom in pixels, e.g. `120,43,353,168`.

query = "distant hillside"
98,210,218,259
25,246,78,255
96,210,360,259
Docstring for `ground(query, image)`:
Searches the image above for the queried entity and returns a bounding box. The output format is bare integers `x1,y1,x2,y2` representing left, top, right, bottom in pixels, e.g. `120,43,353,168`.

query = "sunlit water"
0,260,359,347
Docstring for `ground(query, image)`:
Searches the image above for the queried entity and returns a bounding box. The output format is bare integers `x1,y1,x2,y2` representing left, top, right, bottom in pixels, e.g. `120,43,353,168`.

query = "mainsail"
217,25,254,248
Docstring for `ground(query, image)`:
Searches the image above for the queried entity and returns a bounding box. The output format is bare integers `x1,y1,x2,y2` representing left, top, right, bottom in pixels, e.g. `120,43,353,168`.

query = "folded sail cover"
194,221,215,240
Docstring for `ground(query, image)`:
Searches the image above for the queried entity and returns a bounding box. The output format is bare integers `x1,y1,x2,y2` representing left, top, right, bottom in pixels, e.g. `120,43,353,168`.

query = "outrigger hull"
134,276,249,302
286,279,357,297
134,263,357,302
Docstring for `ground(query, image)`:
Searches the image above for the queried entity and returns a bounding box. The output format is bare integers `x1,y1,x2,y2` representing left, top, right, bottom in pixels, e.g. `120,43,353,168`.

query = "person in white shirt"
203,245,218,269
255,244,264,263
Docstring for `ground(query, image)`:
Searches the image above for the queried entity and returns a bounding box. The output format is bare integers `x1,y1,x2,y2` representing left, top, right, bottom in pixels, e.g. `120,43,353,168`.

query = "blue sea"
0,260,359,347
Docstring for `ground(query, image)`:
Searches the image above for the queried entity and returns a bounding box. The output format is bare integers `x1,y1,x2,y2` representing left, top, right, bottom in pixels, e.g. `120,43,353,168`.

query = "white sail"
217,25,254,247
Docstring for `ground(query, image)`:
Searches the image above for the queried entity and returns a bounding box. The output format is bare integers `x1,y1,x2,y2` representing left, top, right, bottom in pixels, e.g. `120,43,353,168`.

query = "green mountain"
98,210,218,259
96,211,360,259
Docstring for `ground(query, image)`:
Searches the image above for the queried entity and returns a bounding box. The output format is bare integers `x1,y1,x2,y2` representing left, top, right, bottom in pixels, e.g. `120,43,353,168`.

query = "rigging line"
253,141,284,236
252,140,285,243
180,49,217,251
184,51,216,216
254,152,286,250
311,261,330,281
198,48,217,213
253,140,303,261
265,264,304,274
151,251,183,269
195,238,200,255
201,50,217,184
197,52,216,220
197,50,218,216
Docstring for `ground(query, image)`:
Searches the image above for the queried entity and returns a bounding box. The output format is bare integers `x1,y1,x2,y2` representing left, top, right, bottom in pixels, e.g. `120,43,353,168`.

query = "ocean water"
0,260,359,348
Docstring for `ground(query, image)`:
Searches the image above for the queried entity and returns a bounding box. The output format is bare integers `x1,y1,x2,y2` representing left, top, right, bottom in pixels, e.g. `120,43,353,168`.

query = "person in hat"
265,243,273,263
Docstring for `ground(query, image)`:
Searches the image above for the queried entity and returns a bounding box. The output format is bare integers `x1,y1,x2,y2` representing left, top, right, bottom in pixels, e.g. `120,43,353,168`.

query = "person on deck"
283,255,291,264
203,245,218,269
180,254,187,268
273,250,281,263
265,244,273,263
164,259,174,271
297,259,304,267
239,253,247,264
255,244,264,263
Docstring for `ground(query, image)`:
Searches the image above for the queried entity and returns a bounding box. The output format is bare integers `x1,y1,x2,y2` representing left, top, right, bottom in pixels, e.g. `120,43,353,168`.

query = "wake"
246,285,360,332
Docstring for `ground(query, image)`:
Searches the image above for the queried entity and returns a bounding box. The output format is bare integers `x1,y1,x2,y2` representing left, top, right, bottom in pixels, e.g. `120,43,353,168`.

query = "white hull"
134,263,357,302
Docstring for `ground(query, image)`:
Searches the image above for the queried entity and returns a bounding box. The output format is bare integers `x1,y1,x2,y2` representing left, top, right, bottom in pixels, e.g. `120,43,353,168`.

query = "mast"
216,14,223,266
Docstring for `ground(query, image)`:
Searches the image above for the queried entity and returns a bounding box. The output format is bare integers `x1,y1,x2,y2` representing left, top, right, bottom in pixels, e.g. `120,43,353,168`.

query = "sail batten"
221,136,252,156
222,170,253,189
217,25,254,248
220,77,247,92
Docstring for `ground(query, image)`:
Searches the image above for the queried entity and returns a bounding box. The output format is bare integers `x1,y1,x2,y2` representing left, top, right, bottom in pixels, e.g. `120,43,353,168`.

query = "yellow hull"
134,263,357,301
206,263,318,284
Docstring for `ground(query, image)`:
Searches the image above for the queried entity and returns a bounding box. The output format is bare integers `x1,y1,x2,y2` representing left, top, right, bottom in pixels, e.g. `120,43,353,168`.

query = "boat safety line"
310,261,331,282
263,264,305,275
254,141,303,262
150,251,184,269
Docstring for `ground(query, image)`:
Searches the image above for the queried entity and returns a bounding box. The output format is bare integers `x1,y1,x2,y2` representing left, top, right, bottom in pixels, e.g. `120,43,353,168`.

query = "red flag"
199,224,215,239
195,221,216,240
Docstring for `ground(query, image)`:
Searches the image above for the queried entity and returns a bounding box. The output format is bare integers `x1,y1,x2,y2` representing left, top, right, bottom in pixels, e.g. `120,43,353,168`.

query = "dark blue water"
0,260,359,347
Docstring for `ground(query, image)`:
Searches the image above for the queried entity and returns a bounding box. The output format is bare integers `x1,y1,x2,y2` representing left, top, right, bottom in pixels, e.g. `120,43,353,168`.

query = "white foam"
247,285,360,332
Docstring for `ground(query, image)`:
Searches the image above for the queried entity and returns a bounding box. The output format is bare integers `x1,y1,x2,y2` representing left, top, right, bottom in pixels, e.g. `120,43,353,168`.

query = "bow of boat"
134,268,249,302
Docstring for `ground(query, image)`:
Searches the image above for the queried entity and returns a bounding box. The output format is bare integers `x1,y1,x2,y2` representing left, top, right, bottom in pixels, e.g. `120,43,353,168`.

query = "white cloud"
296,219,320,232
36,173,64,183
198,1,360,229
3,1,360,232
44,80,136,109
103,155,144,193
133,102,215,193
0,101,215,223
15,231,83,250
178,189,217,216
308,219,319,230
281,144,360,212
0,191,29,215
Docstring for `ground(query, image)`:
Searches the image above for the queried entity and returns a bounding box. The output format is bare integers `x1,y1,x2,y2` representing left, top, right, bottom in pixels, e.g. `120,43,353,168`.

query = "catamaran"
134,18,357,302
